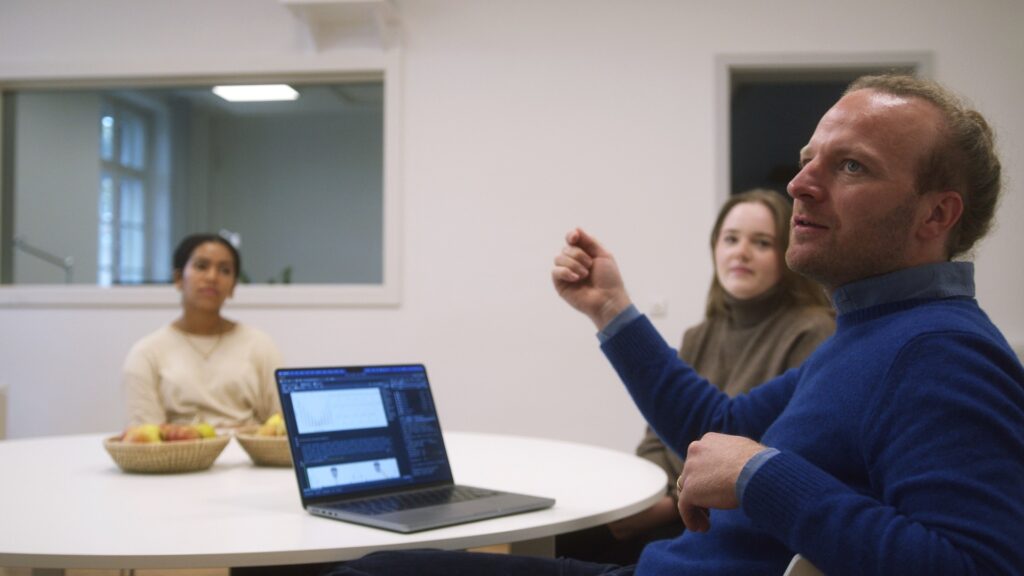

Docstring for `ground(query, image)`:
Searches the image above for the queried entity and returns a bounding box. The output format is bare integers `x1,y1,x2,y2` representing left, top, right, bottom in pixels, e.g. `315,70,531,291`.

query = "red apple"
159,423,201,442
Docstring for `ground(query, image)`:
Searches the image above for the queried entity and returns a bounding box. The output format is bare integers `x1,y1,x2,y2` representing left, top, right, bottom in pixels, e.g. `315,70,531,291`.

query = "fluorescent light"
212,84,299,102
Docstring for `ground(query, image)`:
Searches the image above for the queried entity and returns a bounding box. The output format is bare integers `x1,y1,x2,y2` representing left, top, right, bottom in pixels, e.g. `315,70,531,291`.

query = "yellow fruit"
258,413,286,436
194,423,216,439
123,423,162,443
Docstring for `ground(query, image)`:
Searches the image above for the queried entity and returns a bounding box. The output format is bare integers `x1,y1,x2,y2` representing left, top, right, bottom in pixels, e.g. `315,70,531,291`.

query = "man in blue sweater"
326,76,1023,575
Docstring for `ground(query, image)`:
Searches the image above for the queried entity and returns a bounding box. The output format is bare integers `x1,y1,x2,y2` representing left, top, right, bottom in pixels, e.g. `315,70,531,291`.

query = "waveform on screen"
292,387,388,434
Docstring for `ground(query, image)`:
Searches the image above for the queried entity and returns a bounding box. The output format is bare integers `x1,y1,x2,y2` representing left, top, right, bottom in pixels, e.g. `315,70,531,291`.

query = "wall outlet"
649,299,669,318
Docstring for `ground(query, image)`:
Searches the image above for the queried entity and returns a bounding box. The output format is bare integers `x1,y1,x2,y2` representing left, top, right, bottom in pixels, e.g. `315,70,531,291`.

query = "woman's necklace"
179,320,225,361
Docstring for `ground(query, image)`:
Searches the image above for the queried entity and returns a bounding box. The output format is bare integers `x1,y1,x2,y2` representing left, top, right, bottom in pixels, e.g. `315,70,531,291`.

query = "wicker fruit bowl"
104,434,230,474
234,426,292,467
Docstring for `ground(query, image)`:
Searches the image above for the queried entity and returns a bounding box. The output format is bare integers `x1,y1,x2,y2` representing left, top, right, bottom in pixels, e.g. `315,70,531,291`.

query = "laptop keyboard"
329,485,499,516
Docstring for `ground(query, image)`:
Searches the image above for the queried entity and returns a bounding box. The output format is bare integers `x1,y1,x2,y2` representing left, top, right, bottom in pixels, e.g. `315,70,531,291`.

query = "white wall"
1,0,1022,453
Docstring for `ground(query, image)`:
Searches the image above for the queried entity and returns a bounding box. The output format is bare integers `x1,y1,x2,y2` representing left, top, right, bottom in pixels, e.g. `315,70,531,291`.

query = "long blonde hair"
705,189,831,318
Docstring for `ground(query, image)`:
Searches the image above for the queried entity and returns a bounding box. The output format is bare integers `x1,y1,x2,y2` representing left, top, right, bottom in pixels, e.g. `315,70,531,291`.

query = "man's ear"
917,190,964,242
173,270,183,291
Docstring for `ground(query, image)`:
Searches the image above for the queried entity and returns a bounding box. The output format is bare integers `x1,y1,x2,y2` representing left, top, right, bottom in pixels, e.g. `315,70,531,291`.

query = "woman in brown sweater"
557,189,835,564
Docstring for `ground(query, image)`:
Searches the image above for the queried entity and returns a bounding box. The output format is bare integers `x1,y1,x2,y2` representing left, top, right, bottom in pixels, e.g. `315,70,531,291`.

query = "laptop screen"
275,364,454,502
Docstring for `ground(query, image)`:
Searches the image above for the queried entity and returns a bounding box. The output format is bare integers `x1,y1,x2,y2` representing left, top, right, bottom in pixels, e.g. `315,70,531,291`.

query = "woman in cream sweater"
123,233,282,428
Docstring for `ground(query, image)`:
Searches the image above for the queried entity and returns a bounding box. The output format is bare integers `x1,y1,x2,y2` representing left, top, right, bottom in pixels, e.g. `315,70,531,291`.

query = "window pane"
119,110,146,170
100,114,115,162
119,178,146,283
119,226,145,283
6,81,387,289
98,173,115,286
121,178,145,225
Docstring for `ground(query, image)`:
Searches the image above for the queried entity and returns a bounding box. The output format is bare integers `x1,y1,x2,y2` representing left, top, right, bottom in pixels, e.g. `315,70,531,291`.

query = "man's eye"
841,159,864,173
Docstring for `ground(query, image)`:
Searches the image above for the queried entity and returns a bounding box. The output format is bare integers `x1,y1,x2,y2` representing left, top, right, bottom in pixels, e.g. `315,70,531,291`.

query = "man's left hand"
676,432,765,533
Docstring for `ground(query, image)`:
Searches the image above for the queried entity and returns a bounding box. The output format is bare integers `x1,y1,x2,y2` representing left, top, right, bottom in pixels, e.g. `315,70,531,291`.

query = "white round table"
0,431,665,571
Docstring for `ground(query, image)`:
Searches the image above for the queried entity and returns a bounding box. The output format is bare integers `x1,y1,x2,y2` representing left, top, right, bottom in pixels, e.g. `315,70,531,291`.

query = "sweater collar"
723,284,788,328
831,261,975,316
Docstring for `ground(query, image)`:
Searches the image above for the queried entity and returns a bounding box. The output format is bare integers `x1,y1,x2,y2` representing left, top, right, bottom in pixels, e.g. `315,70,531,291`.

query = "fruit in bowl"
236,414,291,467
122,423,163,443
105,421,229,473
194,422,216,438
257,413,286,436
119,422,218,443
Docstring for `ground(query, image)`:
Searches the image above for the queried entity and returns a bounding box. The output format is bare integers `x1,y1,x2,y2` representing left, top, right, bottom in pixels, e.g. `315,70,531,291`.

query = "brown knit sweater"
635,286,835,497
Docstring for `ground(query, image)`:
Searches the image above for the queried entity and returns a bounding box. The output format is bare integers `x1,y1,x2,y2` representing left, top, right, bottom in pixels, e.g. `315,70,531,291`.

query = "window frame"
0,68,402,309
99,96,154,286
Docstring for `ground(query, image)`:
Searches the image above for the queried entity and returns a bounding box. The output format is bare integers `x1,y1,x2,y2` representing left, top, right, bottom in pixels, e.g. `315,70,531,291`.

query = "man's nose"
787,160,823,202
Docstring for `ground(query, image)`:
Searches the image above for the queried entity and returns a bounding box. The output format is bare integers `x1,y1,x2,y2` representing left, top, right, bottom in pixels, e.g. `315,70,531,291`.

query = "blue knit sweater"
601,266,1024,575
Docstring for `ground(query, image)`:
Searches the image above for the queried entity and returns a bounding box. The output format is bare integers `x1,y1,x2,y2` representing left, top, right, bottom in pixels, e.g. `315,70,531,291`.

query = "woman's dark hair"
705,189,831,318
172,233,241,280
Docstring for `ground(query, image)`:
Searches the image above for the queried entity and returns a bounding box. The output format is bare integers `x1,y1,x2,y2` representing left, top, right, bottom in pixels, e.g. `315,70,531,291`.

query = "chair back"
783,554,823,576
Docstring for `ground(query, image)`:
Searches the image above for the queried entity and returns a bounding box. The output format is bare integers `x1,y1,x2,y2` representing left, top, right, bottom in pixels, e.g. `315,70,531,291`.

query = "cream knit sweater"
123,323,282,428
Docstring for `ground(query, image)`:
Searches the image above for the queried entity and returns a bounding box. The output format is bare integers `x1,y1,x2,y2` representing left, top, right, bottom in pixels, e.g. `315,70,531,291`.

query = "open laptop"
274,364,555,533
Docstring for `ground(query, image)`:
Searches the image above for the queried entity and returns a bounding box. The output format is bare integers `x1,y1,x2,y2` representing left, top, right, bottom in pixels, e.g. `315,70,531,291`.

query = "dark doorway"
729,67,916,197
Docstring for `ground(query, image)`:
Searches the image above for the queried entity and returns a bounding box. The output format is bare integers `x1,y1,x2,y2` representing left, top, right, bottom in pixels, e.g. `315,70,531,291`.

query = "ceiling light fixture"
212,84,299,102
